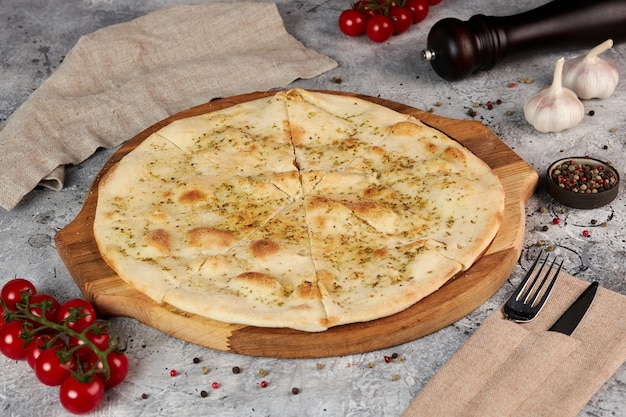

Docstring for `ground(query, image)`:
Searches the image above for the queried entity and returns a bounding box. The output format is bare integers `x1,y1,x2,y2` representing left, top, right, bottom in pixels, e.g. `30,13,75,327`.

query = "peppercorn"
541,225,549,231
232,366,241,374
200,390,208,398
141,393,149,400
258,369,268,377
193,357,201,364
551,159,617,193
292,387,300,395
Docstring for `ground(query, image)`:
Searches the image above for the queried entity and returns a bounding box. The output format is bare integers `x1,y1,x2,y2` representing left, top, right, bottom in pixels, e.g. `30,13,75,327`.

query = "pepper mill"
422,0,626,81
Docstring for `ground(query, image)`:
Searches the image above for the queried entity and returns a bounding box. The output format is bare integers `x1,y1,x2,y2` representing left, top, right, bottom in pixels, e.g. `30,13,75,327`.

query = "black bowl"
546,157,619,209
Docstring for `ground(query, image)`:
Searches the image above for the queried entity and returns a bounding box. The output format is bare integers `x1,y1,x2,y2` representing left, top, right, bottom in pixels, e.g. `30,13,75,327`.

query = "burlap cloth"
0,2,337,211
402,273,626,417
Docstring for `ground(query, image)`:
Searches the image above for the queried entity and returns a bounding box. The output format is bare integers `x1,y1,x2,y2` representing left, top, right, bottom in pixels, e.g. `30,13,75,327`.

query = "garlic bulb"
562,39,619,99
524,57,585,133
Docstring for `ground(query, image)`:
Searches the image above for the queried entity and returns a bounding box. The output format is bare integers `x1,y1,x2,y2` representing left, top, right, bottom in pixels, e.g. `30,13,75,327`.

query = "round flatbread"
93,89,505,332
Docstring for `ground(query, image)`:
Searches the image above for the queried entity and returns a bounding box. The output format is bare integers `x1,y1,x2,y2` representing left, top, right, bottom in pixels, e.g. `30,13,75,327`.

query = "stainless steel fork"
503,253,563,322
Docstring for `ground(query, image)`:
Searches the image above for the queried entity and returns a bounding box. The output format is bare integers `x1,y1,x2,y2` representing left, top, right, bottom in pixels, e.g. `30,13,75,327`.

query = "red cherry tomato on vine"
26,334,66,369
353,0,379,18
338,9,366,37
1,278,36,311
89,350,129,388
69,323,110,361
56,298,97,332
28,293,61,324
35,347,75,386
389,6,413,35
0,320,28,360
365,14,394,42
405,0,429,24
59,376,104,414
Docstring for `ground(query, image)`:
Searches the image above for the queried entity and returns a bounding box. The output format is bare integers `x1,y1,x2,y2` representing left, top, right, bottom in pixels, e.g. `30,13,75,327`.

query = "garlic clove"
524,57,585,133
562,39,619,99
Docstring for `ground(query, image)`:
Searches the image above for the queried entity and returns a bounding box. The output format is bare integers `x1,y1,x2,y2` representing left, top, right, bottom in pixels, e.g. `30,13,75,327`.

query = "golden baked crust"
93,89,504,332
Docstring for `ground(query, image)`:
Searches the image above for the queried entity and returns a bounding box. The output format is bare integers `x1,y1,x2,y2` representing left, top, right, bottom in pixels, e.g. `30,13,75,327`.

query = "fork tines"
504,254,563,321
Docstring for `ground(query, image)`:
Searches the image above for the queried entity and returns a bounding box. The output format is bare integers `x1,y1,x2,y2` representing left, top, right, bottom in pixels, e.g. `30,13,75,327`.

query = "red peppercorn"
170,369,178,377
260,380,268,388
582,230,590,237
552,217,560,225
212,382,219,389
384,355,392,363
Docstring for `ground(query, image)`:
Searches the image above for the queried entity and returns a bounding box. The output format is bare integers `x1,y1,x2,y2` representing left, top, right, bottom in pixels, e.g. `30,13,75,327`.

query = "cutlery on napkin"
0,2,337,211
402,272,626,417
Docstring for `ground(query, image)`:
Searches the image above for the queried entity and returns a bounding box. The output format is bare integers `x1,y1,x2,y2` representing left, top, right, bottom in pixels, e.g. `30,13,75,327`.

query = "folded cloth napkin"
403,272,626,417
0,1,337,211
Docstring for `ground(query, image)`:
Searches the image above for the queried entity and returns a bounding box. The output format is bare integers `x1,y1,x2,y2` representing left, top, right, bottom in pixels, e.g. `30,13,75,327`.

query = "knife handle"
421,0,626,81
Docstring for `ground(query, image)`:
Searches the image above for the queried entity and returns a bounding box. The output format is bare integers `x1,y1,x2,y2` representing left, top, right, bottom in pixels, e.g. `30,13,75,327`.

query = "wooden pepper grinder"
422,0,626,81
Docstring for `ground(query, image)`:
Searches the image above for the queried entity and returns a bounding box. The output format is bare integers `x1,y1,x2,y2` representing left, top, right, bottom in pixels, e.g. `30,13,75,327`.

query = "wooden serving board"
55,90,538,358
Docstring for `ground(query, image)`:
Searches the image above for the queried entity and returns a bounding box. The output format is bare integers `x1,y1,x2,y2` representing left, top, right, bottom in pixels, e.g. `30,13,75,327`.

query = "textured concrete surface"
1,0,626,416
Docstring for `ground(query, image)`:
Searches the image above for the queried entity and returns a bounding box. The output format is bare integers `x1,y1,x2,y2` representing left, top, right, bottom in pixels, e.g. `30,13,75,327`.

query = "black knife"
548,281,598,336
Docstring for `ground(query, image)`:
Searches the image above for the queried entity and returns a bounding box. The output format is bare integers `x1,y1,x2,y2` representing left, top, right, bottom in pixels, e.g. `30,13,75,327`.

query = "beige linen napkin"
0,2,337,211
403,273,626,417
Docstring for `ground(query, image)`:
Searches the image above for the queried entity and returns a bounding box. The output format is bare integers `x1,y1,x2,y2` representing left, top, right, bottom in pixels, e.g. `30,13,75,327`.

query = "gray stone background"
1,0,625,416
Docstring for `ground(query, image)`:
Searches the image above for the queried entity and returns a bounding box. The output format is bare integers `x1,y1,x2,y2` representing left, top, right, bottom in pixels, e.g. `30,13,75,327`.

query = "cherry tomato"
427,0,442,4
69,323,110,362
405,0,429,24
338,9,366,37
353,0,380,19
0,320,28,360
26,334,66,369
89,350,129,388
56,298,97,332
365,14,394,43
1,278,36,311
35,347,75,386
28,293,61,324
389,6,413,35
59,376,104,414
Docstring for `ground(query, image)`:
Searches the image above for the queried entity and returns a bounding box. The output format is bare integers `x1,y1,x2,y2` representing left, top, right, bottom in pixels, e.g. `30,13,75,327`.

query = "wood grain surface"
54,90,538,358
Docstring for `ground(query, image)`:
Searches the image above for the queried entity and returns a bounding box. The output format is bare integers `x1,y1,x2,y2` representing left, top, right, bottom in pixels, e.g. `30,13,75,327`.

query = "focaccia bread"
93,89,505,332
